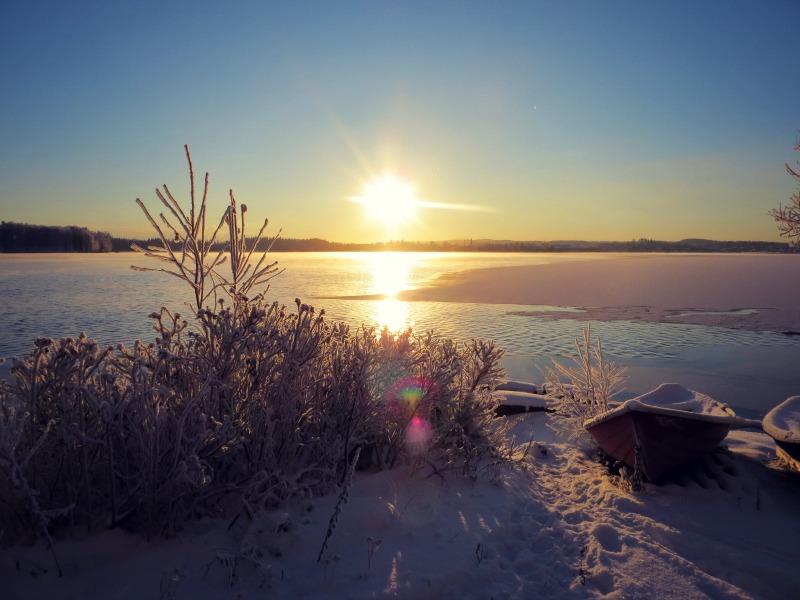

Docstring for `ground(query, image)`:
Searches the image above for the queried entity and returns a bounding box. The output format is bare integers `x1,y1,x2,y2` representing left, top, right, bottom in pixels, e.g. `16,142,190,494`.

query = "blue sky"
1,1,798,242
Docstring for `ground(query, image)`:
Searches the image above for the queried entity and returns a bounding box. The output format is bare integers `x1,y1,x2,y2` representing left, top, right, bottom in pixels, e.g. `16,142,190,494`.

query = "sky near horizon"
1,1,798,244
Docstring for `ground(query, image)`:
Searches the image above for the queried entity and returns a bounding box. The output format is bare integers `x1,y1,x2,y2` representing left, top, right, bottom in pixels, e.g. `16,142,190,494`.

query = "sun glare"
366,252,415,334
354,175,419,229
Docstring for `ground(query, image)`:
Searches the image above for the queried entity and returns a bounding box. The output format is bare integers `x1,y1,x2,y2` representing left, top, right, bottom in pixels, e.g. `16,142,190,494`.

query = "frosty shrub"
542,325,627,441
359,329,509,479
3,336,114,537
0,147,509,547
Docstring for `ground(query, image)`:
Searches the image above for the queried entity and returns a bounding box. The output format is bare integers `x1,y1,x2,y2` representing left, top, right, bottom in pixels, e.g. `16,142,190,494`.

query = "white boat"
763,395,800,471
583,383,736,481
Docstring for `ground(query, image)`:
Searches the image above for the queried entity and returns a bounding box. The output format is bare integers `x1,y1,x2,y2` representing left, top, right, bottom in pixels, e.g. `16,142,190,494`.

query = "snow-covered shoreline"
4,254,800,598
5,384,800,599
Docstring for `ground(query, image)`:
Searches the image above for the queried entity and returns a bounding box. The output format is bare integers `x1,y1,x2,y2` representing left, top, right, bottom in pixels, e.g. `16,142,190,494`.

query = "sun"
353,175,419,229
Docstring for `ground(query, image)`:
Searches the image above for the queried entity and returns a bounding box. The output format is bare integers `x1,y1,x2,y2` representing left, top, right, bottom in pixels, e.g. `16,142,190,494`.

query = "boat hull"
763,396,800,471
585,409,732,481
773,441,800,472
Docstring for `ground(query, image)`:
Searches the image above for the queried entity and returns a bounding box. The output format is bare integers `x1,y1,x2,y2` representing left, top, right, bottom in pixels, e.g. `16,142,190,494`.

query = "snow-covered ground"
5,386,800,599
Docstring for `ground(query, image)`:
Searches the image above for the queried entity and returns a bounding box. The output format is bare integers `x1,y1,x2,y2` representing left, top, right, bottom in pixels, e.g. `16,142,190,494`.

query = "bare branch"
771,138,800,248
133,146,282,312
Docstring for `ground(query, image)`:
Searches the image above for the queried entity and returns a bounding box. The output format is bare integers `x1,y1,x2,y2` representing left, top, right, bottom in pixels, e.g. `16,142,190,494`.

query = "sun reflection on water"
372,298,413,334
366,253,415,334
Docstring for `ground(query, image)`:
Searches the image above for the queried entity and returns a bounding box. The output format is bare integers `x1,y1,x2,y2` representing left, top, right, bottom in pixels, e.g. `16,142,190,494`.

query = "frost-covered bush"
0,147,509,546
542,325,627,441
3,336,114,538
357,330,508,478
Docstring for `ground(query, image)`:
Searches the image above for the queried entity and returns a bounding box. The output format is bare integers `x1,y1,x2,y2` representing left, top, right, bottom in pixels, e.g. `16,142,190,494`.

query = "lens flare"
385,376,436,409
405,416,432,454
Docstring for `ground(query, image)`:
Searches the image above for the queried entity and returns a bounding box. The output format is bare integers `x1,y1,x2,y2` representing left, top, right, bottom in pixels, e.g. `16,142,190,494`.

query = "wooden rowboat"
763,395,800,471
584,383,736,481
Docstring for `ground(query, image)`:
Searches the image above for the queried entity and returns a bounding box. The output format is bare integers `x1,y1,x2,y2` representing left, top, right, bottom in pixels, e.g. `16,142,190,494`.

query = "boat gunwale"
584,399,736,429
763,395,800,444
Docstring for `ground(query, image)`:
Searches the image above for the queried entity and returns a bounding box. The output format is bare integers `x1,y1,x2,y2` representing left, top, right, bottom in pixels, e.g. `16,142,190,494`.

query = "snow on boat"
494,380,553,415
495,379,541,395
763,395,800,471
583,383,736,481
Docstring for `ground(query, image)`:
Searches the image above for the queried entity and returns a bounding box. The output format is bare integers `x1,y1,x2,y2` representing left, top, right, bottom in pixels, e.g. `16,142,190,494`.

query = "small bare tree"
770,139,800,248
132,145,282,313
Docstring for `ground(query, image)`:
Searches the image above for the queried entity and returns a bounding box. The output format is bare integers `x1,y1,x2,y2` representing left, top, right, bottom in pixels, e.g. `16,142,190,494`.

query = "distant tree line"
0,222,113,253
113,235,791,254
2,221,791,254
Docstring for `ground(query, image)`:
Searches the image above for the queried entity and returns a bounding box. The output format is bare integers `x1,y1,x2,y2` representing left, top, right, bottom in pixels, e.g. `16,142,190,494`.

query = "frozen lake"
1,251,798,417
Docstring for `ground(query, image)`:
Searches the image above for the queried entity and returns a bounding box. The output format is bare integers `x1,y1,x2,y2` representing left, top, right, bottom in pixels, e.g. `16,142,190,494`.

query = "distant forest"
0,222,792,254
1,222,113,253
109,235,794,254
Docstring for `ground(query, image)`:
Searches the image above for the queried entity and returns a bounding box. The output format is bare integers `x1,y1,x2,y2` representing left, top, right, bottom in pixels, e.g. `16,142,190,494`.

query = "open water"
1,252,798,417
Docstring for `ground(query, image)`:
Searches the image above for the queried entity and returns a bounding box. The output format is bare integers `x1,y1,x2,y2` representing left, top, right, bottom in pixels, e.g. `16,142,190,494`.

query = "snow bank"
4,385,800,599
